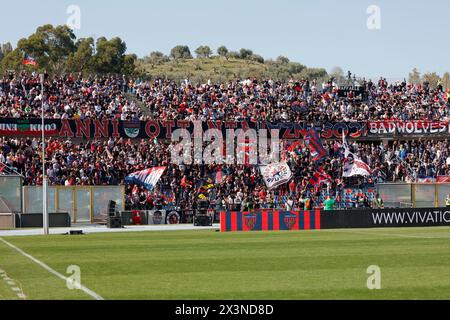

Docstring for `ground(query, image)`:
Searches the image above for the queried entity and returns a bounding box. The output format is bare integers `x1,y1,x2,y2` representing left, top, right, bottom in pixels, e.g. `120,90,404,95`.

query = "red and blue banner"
304,129,328,162
220,210,321,232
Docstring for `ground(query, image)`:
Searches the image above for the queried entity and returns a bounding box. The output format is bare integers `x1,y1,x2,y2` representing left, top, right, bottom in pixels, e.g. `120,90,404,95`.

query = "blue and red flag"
308,167,332,187
23,54,38,67
304,129,328,162
124,167,166,191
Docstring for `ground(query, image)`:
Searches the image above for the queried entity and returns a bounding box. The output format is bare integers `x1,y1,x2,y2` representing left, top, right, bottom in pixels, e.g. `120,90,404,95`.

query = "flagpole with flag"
40,74,49,235
23,54,38,67
342,131,372,178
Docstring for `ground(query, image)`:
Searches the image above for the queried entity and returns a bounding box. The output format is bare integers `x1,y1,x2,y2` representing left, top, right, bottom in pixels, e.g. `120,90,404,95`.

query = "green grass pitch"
1,227,450,300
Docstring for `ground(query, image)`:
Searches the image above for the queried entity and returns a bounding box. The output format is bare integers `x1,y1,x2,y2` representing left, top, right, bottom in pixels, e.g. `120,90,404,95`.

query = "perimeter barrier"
22,186,125,223
220,207,450,232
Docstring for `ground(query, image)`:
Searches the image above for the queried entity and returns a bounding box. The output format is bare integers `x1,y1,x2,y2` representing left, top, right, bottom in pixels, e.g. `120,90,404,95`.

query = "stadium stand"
1,72,450,210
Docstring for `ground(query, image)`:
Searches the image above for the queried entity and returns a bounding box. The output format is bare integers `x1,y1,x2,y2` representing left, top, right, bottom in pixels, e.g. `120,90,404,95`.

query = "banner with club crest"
220,210,322,232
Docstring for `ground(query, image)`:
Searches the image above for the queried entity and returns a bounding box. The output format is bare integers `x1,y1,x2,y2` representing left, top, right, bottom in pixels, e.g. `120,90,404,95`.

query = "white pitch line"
0,237,104,300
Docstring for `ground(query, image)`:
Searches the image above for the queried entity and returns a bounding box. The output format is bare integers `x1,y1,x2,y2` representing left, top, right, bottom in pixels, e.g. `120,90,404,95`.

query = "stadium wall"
220,208,450,232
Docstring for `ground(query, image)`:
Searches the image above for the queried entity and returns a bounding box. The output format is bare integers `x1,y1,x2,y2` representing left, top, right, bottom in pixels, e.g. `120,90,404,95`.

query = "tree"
195,45,212,58
0,42,13,62
329,66,345,83
93,37,128,74
0,48,23,72
170,45,192,60
217,46,229,59
442,72,450,91
249,54,264,64
121,54,138,76
239,48,253,59
276,56,290,65
146,51,169,66
2,42,13,56
299,68,328,80
287,62,306,75
422,72,441,88
67,37,94,74
0,24,136,76
17,24,77,73
227,51,240,59
408,68,421,84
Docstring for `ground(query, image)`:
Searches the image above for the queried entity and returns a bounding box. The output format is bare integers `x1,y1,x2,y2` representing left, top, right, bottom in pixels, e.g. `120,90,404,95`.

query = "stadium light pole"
40,74,49,235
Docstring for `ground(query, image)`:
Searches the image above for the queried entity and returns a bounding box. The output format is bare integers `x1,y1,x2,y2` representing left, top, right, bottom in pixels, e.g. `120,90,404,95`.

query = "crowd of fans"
1,136,449,210
0,72,141,120
1,72,449,122
1,72,450,210
132,77,450,122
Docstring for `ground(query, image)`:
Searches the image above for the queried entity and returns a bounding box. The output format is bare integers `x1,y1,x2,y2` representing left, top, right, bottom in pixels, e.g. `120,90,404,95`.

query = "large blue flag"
125,167,166,191
304,129,328,162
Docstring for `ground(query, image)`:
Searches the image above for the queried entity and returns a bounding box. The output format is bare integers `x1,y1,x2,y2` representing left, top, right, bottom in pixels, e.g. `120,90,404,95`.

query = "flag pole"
40,73,49,235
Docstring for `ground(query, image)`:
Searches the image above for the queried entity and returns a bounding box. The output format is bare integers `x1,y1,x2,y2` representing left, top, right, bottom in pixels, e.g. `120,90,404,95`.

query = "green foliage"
442,72,450,91
16,24,76,74
422,72,441,88
227,51,240,59
239,48,253,59
0,42,13,62
121,54,138,77
0,48,24,73
329,66,346,83
287,62,306,75
276,56,290,64
408,68,421,84
0,24,136,76
249,54,265,64
195,45,212,58
217,46,228,58
145,51,170,67
66,37,94,74
408,69,450,90
298,67,327,80
93,37,129,74
139,55,327,84
170,45,193,60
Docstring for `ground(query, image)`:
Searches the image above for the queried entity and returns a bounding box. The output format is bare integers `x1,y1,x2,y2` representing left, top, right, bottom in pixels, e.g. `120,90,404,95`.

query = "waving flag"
343,158,372,177
342,133,372,177
125,167,166,191
308,167,332,187
23,54,38,67
259,162,293,189
304,129,328,162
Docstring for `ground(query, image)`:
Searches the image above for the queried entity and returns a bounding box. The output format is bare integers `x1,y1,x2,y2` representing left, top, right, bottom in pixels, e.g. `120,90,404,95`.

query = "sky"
1,0,449,80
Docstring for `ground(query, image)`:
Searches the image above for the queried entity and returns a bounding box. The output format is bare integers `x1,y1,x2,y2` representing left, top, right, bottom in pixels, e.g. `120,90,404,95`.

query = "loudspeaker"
197,209,208,216
107,216,122,229
194,215,212,227
108,201,117,217
198,200,209,210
